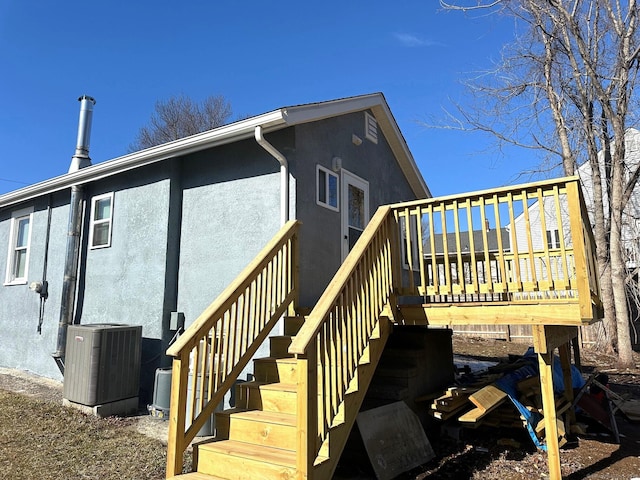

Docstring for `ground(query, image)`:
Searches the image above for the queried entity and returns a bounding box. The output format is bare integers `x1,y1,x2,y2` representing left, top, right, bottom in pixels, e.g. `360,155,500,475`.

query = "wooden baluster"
522,189,538,292
554,185,570,289
440,203,452,296
507,192,522,292
537,187,552,291
453,200,465,295
492,194,508,294
465,198,479,295
426,203,438,296
479,196,492,294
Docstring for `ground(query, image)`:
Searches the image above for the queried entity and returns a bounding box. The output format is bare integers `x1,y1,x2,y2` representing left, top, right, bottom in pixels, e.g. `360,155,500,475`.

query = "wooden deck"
399,300,586,326
165,176,602,480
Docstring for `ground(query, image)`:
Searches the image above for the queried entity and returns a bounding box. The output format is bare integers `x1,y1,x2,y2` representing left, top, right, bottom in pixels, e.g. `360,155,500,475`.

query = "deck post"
571,336,582,372
558,342,576,425
296,344,317,480
533,325,562,480
537,350,562,480
166,354,190,478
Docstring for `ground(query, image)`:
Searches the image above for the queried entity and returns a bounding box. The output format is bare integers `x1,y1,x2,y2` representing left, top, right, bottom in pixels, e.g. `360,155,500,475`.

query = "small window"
364,112,378,144
546,229,560,249
5,207,33,285
89,193,114,249
317,165,339,211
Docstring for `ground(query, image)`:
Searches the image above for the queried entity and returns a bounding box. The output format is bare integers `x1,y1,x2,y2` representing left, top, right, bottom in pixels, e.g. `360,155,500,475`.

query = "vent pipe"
54,96,96,371
68,95,95,173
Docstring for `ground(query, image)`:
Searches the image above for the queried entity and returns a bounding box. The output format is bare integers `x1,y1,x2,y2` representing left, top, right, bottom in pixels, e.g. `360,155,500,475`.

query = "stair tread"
254,356,297,364
199,439,296,466
241,380,297,392
217,407,247,416
231,409,296,425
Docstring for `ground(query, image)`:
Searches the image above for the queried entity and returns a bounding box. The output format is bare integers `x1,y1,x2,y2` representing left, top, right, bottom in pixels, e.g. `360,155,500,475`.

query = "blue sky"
0,1,535,197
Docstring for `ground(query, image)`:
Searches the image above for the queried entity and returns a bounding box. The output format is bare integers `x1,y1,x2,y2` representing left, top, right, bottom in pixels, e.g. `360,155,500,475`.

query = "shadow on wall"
140,337,163,407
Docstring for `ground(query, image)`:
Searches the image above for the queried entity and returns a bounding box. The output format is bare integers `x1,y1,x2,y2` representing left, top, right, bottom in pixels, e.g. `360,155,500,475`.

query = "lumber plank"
468,385,507,413
458,407,488,423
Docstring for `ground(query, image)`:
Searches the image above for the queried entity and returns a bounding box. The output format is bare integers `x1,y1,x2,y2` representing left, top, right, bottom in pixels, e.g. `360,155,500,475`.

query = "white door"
341,170,370,260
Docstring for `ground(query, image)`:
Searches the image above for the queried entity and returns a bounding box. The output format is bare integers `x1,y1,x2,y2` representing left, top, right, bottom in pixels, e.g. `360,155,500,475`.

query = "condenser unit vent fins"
63,324,142,407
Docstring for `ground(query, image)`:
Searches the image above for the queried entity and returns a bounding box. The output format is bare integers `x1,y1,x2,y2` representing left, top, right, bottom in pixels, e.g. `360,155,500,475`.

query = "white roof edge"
282,93,385,125
0,110,286,208
1,92,430,207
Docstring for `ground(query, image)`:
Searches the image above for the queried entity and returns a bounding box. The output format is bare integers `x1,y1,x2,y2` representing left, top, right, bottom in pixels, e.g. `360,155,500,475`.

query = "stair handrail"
289,206,399,477
165,220,300,478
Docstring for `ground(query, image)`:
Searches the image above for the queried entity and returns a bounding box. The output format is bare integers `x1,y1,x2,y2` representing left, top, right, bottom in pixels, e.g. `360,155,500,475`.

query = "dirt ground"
1,337,639,479
404,337,640,480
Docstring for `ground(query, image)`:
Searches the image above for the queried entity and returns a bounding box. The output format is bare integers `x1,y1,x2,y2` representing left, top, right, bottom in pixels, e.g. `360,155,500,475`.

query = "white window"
317,165,339,211
5,207,33,285
89,193,114,249
364,111,378,144
546,229,560,249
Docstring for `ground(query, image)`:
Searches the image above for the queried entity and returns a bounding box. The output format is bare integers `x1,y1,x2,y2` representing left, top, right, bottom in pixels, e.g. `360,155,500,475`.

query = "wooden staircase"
170,314,390,480
166,177,602,480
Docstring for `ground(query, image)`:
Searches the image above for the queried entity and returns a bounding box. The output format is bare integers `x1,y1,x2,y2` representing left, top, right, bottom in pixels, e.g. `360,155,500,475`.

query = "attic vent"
364,112,378,144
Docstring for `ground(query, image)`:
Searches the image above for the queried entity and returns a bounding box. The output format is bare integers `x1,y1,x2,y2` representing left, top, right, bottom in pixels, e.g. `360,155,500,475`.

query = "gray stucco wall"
0,192,70,381
292,110,418,307
0,110,421,400
176,139,283,325
80,177,170,339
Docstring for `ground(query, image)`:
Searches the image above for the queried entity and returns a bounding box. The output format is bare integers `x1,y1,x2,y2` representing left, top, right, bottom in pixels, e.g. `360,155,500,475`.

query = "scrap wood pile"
422,351,638,449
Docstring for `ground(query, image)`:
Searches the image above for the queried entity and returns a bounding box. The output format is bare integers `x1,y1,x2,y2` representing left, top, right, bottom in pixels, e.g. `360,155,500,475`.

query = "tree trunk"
610,153,635,368
597,261,618,353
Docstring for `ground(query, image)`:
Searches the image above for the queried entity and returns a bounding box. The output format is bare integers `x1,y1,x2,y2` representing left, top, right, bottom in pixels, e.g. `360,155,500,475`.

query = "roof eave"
0,110,286,208
0,92,431,208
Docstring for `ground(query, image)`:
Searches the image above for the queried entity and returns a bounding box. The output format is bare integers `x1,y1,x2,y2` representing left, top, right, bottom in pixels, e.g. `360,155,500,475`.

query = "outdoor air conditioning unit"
63,324,142,407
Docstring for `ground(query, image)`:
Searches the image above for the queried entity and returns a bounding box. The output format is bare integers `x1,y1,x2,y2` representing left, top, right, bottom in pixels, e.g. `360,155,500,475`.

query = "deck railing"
288,206,398,477
165,220,300,478
393,176,601,320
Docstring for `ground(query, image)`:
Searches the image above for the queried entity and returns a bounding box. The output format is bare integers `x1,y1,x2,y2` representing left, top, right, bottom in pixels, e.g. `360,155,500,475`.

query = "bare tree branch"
440,0,640,366
130,94,233,151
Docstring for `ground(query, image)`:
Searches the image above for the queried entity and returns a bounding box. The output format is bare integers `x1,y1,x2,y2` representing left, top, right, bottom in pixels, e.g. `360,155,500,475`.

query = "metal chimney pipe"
54,95,95,372
68,95,96,173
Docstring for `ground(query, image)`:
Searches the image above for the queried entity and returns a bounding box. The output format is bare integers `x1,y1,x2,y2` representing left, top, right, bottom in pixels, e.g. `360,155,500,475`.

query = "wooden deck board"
398,302,589,326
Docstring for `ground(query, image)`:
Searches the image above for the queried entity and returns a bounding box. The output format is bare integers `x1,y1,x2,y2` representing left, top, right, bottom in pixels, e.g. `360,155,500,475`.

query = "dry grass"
0,390,180,480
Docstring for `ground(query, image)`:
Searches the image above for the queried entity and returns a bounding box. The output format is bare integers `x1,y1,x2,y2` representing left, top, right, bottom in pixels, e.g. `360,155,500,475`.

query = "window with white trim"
89,193,114,249
5,207,33,285
316,165,339,211
546,229,560,249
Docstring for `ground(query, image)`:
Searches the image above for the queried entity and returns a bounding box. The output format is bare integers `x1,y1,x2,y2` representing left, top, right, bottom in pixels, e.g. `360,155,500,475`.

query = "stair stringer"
311,316,393,479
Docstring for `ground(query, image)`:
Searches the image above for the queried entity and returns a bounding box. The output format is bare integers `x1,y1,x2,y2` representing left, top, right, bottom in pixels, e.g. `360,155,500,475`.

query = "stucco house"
0,92,430,403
